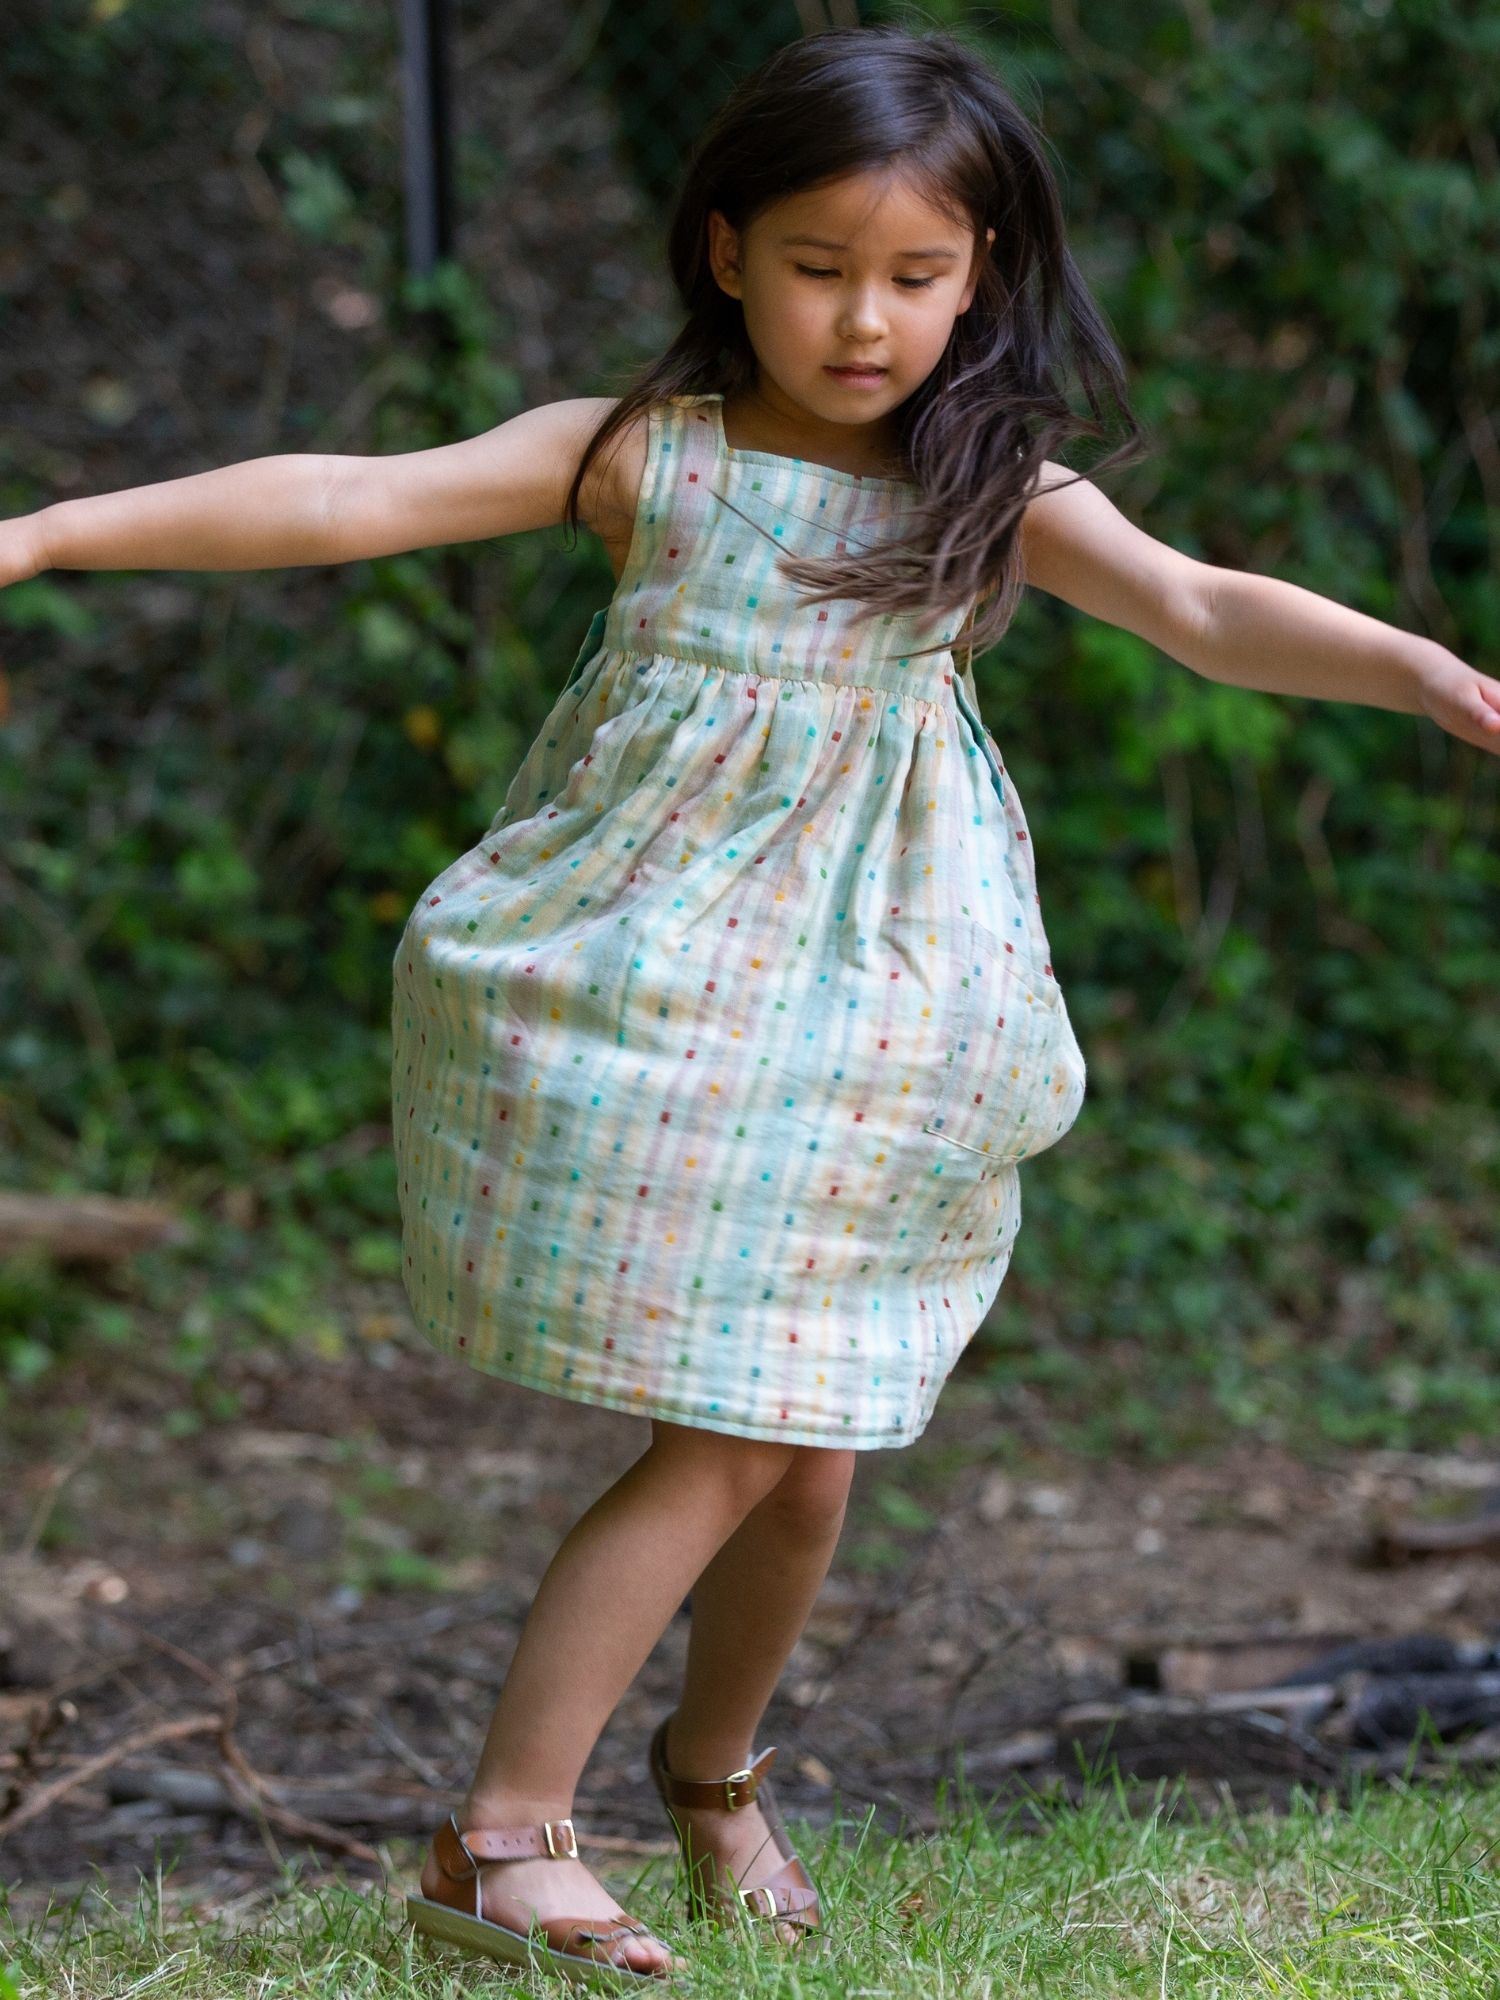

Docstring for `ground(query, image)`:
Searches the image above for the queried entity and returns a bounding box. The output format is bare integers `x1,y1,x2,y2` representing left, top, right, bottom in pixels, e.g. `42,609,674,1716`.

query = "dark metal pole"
399,0,456,278
396,0,474,687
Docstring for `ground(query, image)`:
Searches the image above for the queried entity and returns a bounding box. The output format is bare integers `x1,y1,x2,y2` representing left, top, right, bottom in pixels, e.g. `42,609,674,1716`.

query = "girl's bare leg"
420,1421,799,1974
655,1438,857,1942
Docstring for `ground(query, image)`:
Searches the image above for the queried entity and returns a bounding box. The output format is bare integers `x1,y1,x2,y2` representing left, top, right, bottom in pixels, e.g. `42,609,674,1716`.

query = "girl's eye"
794,265,937,290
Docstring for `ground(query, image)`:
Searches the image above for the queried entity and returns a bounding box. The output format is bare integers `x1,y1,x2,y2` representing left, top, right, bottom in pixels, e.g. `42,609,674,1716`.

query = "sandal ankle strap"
653,1719,778,1810
433,1809,579,1878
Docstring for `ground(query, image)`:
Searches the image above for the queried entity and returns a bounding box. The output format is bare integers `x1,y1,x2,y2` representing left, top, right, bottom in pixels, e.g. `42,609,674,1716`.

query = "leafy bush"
1,0,1496,1454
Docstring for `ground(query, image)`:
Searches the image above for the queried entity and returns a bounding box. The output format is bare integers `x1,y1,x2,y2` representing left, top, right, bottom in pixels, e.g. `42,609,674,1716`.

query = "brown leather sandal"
407,1811,678,1987
647,1712,822,1947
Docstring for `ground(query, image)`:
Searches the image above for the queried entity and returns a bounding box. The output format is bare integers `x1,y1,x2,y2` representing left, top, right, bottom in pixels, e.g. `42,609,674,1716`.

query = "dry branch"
0,1191,188,1264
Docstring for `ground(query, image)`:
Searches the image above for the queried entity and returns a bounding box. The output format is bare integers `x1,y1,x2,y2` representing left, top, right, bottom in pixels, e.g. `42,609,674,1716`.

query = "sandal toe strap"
481,1890,656,1950
737,1854,821,1919
551,1915,652,1947
741,1878,821,1919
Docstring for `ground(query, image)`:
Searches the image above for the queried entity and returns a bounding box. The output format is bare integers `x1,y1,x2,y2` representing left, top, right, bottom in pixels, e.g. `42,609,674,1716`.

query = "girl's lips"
825,365,887,383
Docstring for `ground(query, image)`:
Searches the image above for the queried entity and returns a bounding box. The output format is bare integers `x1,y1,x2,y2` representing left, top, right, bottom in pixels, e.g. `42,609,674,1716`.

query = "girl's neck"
719,383,905,482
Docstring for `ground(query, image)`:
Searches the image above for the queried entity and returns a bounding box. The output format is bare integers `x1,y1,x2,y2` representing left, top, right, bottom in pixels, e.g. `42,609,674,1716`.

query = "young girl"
8,20,1499,1989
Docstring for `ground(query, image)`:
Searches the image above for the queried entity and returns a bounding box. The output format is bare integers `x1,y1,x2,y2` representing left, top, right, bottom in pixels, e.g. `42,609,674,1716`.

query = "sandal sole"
406,1894,677,1988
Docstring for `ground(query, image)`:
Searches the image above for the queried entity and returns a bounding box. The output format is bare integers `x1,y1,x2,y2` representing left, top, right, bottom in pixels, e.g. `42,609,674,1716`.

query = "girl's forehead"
756,168,971,249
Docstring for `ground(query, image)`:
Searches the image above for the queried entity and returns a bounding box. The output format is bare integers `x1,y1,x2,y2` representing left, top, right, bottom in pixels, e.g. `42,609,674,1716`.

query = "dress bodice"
598,391,973,700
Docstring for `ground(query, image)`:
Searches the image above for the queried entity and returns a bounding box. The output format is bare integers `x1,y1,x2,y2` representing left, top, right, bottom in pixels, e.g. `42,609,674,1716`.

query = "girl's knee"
765,1444,856,1532
646,1419,796,1511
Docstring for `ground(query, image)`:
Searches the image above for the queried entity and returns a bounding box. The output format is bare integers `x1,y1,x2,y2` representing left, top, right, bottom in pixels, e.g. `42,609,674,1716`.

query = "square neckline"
703,391,919,492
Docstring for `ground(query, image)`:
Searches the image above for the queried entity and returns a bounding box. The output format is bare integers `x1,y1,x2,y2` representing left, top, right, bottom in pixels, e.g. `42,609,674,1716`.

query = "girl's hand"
1414,648,1500,754
0,516,49,589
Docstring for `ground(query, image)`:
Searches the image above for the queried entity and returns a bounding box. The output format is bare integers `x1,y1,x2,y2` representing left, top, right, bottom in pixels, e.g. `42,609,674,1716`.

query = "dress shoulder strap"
649,392,719,501
957,598,981,708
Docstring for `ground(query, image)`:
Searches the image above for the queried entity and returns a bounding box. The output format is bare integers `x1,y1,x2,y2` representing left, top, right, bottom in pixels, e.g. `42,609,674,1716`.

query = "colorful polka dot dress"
390,391,1086,1450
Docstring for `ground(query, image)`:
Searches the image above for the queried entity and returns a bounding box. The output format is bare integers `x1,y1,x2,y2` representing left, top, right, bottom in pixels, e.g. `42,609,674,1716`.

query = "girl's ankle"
460,1789,576,1830
664,1717,755,1781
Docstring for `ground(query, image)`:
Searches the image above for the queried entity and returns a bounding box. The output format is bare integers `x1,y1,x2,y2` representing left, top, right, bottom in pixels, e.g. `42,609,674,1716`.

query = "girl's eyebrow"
778,232,959,259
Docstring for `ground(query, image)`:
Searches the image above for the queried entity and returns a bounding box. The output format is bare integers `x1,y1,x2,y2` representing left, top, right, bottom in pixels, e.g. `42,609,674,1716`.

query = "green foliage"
2,0,1497,1456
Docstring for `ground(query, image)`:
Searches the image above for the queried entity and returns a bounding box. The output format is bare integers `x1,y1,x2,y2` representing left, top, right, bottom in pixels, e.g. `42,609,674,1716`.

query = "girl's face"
708,167,994,441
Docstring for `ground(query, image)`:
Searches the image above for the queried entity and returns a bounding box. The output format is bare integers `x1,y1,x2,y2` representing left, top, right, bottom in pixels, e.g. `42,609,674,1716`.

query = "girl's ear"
707,210,745,299
959,227,996,315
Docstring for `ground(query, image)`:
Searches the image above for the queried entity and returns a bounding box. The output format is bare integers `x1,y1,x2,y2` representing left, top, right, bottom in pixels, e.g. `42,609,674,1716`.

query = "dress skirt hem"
414,1320,945,1451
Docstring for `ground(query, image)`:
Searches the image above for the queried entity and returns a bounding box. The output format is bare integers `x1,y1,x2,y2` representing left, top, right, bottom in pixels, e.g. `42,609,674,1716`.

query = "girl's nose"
837,297,886,340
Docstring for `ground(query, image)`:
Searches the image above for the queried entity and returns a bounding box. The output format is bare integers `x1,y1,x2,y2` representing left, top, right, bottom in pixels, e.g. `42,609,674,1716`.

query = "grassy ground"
6,1771,1500,1998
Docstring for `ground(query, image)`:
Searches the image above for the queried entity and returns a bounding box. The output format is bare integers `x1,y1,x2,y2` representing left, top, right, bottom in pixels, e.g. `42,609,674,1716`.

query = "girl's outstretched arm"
6,396,618,581
1022,465,1500,756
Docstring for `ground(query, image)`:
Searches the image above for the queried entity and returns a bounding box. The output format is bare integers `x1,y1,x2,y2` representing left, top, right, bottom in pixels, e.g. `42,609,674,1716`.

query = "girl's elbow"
314,455,369,563
1178,562,1231,674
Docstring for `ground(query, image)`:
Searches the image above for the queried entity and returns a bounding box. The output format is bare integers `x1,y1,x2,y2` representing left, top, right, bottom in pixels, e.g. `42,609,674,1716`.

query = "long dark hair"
563,22,1148,660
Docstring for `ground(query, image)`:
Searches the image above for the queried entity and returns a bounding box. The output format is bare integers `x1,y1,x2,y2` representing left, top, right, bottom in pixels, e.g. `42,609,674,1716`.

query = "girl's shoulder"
578,398,648,541
586,394,715,542
1013,457,1092,542
582,397,670,585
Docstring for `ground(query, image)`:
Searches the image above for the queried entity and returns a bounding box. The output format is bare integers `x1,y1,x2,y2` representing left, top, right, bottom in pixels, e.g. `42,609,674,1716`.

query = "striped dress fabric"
390,391,1086,1450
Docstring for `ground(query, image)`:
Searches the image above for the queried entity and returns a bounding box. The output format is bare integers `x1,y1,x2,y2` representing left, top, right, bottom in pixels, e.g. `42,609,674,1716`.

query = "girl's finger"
1455,707,1500,751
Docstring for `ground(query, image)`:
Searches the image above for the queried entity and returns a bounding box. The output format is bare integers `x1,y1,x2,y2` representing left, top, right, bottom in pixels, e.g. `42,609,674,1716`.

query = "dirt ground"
4,1327,1498,1929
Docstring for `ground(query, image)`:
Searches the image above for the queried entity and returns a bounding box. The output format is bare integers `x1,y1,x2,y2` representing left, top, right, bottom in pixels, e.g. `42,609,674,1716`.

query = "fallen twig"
0,1711,222,1840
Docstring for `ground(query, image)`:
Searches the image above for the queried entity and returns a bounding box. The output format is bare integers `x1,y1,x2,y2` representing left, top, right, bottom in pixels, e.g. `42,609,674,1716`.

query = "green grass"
6,1770,1500,1997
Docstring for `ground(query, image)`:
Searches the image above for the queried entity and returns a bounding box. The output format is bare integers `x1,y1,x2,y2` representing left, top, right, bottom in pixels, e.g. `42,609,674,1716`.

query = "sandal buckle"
543,1816,578,1859
743,1884,778,1917
722,1768,758,1811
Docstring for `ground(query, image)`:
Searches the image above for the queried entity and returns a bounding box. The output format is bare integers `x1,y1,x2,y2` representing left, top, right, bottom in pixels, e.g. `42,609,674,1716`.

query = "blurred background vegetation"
1,0,1496,1457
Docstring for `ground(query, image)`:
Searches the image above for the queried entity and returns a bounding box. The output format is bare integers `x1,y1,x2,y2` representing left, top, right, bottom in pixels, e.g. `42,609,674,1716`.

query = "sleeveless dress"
390,391,1086,1450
